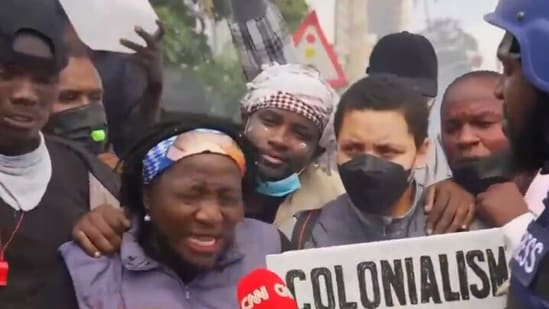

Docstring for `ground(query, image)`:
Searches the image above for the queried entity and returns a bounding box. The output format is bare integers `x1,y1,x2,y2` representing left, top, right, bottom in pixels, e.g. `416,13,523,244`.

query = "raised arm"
118,22,165,152
228,0,297,81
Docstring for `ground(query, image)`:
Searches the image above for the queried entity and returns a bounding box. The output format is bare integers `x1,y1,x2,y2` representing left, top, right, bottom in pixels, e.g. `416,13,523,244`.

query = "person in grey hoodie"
61,119,287,309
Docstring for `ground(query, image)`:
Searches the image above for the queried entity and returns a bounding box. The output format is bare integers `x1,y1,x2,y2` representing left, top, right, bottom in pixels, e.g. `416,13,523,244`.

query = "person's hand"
424,179,475,235
72,204,131,257
120,20,165,91
476,182,528,227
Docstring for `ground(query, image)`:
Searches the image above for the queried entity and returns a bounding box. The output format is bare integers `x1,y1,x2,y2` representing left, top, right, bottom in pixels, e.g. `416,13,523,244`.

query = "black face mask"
338,154,411,215
45,102,108,154
452,150,514,195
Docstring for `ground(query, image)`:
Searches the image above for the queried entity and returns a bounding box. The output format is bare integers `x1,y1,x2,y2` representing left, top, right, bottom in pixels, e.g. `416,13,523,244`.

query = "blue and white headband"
142,129,246,184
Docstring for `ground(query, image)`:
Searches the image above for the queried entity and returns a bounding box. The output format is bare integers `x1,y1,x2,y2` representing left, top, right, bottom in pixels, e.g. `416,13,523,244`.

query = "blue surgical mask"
256,173,302,197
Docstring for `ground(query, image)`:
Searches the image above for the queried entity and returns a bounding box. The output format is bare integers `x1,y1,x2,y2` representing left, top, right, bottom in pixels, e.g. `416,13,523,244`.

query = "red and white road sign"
293,11,348,89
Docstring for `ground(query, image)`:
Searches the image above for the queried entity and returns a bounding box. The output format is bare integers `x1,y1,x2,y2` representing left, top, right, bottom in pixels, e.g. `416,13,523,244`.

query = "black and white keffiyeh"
241,63,339,174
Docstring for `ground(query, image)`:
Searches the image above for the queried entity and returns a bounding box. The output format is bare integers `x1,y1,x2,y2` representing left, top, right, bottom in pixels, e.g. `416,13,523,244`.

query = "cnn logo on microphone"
240,283,295,309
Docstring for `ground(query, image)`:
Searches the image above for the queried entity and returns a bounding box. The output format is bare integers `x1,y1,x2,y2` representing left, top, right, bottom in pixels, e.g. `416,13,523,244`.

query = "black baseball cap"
0,0,68,75
367,32,438,98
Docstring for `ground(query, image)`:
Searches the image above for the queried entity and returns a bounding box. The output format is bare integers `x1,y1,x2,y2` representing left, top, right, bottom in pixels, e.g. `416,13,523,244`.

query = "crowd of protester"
0,0,548,308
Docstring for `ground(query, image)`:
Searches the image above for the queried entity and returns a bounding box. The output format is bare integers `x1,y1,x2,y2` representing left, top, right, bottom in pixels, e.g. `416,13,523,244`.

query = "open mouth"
186,235,222,254
262,153,284,165
259,151,289,168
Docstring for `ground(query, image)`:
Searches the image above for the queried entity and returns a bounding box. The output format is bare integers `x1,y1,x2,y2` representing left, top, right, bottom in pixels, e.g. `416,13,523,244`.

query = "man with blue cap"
485,0,549,307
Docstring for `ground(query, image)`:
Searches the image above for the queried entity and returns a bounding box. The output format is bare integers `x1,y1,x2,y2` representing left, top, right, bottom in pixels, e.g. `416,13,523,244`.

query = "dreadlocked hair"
119,113,258,219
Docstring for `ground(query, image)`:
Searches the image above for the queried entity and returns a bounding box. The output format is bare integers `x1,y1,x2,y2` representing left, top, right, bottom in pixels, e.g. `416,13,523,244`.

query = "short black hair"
334,74,429,147
120,114,257,219
442,70,501,104
441,70,501,117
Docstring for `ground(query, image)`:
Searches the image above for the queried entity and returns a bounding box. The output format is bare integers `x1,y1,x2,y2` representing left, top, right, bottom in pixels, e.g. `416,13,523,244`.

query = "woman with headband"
60,119,288,308
72,63,345,257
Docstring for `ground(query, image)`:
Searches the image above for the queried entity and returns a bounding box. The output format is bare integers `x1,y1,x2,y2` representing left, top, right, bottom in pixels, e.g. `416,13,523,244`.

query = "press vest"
508,196,549,308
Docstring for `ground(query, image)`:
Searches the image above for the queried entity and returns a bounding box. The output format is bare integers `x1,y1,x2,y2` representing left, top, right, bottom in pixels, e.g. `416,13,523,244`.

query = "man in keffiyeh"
240,63,345,225
227,0,479,235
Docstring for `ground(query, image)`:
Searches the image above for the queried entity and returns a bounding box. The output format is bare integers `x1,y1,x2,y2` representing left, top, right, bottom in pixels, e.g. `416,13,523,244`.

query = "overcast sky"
304,0,505,135
306,0,503,70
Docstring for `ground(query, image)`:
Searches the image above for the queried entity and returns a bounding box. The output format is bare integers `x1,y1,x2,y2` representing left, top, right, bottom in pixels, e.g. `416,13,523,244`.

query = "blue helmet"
485,0,549,93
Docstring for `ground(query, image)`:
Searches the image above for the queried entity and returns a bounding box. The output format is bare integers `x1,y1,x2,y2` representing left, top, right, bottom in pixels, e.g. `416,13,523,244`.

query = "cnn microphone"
237,268,298,309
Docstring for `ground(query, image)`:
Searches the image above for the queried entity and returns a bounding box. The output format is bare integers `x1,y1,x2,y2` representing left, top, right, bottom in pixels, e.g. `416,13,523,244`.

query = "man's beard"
507,96,549,173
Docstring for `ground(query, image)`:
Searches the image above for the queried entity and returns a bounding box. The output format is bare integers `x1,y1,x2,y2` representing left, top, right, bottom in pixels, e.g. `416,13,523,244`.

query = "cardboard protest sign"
267,229,509,308
60,0,158,53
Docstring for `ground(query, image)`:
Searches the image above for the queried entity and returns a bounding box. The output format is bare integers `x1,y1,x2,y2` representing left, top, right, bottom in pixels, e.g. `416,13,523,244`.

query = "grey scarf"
0,134,52,211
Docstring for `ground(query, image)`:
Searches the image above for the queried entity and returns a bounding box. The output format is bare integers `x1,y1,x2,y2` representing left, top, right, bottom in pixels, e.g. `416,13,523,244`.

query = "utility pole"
335,0,372,84
424,0,432,27
334,0,414,84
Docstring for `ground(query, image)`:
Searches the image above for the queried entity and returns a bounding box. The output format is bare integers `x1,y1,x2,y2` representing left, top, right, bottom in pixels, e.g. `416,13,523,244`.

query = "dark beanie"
367,31,438,98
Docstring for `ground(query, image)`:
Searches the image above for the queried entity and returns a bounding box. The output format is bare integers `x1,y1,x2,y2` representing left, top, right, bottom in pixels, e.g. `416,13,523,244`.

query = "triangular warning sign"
293,11,347,89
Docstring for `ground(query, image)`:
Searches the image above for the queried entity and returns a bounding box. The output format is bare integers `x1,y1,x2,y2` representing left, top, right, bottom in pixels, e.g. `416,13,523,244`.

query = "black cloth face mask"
338,154,412,215
45,102,108,155
452,150,513,195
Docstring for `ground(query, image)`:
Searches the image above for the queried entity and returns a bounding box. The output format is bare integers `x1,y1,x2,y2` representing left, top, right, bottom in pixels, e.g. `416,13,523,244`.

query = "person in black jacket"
44,19,164,171
0,1,119,308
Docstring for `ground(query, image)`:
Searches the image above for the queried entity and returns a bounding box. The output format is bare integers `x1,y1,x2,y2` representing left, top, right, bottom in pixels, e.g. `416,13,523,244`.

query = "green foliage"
275,0,309,31
154,2,211,66
153,0,308,115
